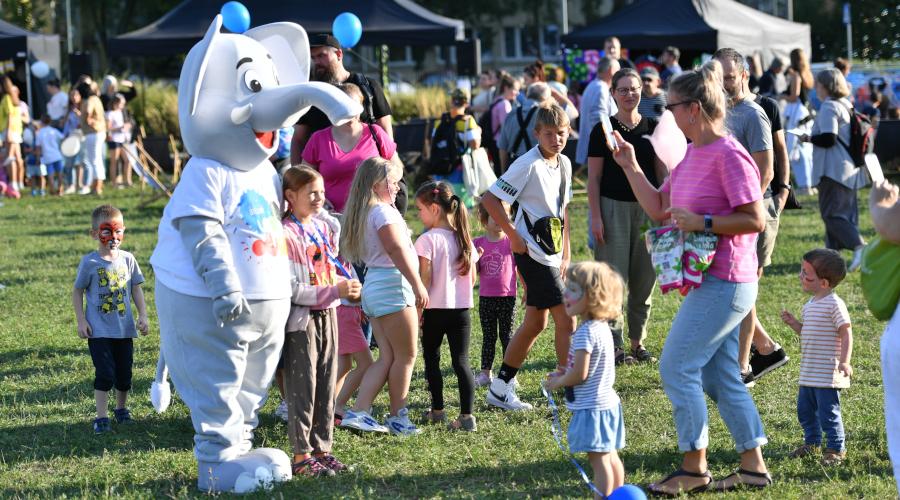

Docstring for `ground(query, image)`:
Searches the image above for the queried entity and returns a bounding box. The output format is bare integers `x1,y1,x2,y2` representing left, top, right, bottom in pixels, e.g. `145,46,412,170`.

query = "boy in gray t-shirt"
73,205,149,434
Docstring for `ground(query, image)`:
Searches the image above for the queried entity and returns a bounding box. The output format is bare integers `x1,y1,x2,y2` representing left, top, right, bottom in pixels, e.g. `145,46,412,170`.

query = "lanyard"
289,213,352,279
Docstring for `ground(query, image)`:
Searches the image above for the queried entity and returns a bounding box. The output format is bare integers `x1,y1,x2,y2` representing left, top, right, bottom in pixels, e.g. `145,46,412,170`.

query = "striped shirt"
799,293,852,389
660,135,762,282
566,320,619,411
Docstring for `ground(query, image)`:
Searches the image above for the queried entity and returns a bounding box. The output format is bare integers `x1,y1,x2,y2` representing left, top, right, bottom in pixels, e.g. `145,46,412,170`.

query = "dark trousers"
422,308,475,414
479,296,516,370
818,176,864,251
88,337,133,392
798,386,845,451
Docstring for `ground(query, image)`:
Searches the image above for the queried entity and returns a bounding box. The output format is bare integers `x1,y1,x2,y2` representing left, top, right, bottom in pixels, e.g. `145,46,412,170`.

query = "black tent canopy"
562,0,811,65
109,0,465,56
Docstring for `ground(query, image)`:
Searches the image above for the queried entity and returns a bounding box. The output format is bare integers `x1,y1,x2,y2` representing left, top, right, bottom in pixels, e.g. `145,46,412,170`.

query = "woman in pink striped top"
610,60,771,495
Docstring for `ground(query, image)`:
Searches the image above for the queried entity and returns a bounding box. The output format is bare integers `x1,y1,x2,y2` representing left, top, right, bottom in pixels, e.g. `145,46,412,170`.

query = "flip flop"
647,468,712,497
711,468,773,492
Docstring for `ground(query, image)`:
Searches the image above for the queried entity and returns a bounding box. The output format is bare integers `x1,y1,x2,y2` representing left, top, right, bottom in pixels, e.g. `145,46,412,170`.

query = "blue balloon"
221,1,250,34
332,12,362,48
608,484,647,500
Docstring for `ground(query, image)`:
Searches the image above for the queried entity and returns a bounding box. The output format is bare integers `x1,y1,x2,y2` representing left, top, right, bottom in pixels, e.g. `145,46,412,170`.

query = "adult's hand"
667,207,703,232
610,131,638,171
590,215,605,246
773,191,788,214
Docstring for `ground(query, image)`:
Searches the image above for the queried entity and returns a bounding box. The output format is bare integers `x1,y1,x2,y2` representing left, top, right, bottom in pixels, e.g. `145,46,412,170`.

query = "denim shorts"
567,402,626,453
361,267,415,318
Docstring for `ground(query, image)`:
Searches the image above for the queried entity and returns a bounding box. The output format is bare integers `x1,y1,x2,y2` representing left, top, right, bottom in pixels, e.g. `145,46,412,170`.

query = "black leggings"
422,308,474,414
479,296,516,370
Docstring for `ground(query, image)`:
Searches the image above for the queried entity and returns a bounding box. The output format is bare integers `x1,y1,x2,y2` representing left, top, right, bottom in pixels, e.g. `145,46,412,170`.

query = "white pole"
561,0,569,34
66,0,73,53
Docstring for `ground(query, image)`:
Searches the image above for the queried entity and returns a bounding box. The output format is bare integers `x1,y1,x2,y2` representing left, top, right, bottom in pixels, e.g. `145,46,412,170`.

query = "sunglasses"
664,101,695,111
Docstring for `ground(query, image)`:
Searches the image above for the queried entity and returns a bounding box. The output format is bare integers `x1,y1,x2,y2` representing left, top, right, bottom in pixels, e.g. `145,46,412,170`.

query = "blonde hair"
668,60,727,128
566,261,624,320
816,68,850,99
340,157,401,262
534,103,570,131
415,181,473,275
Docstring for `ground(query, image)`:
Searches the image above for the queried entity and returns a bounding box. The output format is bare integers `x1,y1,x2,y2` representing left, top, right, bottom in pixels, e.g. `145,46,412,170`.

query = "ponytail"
414,181,473,275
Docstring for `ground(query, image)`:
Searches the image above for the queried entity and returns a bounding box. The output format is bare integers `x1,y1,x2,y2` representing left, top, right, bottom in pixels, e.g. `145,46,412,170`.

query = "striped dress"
799,292,852,389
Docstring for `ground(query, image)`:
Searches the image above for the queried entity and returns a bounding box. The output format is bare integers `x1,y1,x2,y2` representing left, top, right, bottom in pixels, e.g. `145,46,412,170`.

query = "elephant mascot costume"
149,15,361,493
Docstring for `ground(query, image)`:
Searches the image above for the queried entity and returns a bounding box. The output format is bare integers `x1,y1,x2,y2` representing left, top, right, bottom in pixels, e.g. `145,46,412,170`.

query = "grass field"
0,185,896,499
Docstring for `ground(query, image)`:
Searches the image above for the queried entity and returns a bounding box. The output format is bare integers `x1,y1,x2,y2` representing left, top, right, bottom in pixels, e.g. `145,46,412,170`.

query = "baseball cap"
640,67,660,79
309,34,341,50
450,88,469,105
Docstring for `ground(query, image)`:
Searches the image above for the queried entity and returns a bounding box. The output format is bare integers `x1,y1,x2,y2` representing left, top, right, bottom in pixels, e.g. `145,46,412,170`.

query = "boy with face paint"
73,204,149,434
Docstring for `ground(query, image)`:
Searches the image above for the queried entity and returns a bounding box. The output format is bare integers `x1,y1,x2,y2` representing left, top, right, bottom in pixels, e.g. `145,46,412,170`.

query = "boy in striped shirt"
781,248,853,465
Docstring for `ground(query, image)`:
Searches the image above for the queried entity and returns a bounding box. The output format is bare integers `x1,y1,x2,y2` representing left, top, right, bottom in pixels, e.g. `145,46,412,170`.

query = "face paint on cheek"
99,221,125,247
564,282,584,302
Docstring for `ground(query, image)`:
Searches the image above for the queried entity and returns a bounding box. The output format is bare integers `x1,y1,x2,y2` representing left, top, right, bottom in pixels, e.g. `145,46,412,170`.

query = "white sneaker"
385,408,422,436
64,185,76,195
78,186,91,195
274,400,288,422
474,371,492,387
849,246,864,272
486,378,533,411
340,409,388,433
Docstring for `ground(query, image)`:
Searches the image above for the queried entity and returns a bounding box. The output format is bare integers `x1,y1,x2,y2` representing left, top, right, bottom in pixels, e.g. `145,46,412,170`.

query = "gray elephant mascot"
149,15,361,493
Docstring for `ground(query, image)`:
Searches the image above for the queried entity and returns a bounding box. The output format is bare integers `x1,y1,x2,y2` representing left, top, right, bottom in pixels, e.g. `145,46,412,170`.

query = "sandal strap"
660,468,712,482
735,468,773,483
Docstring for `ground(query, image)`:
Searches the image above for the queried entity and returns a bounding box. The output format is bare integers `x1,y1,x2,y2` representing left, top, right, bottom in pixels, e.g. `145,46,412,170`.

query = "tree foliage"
795,0,899,61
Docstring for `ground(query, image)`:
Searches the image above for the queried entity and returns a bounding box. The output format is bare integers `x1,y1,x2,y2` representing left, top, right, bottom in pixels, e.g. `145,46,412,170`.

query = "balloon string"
542,386,607,498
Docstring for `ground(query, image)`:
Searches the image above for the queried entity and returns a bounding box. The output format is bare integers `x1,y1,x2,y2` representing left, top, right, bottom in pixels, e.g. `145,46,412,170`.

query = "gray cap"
640,66,660,79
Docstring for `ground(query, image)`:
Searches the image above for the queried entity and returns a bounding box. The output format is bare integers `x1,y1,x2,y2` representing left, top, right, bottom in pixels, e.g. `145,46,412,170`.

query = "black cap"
309,34,341,50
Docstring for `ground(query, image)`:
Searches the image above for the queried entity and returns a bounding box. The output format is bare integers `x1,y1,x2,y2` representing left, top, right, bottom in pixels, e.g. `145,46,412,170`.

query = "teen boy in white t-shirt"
482,104,575,410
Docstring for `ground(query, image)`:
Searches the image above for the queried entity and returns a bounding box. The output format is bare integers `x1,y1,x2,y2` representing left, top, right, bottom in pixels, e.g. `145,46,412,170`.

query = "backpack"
348,73,377,124
478,98,504,154
429,113,464,176
836,100,875,167
511,106,538,155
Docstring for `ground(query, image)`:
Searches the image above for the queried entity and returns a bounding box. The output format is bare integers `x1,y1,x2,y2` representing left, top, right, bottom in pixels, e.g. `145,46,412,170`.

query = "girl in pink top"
302,83,400,213
414,181,479,432
610,61,771,495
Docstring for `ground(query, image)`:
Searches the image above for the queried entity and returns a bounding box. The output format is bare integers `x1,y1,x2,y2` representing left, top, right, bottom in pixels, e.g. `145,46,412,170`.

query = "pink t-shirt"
491,99,513,141
363,203,413,268
303,125,397,213
415,228,477,309
473,235,517,297
660,135,762,282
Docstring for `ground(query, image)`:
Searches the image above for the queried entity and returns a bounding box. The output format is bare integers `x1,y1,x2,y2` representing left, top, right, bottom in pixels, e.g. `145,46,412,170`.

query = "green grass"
0,186,896,499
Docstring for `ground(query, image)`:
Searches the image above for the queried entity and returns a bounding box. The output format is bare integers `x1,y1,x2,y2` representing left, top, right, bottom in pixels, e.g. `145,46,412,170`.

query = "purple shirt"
473,235,517,297
660,135,762,283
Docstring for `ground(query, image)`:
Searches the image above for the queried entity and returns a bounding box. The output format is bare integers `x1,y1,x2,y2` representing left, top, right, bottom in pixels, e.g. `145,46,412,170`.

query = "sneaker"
486,378,533,411
849,246,864,272
30,188,37,197
39,189,46,196
316,454,350,473
93,417,111,434
340,409,388,433
614,348,636,366
386,408,422,436
474,371,492,387
790,444,820,458
821,448,846,466
113,408,134,425
422,410,447,425
291,457,334,477
631,346,657,363
64,185,76,195
447,415,477,432
741,369,756,388
749,344,789,380
274,400,289,422
78,186,91,195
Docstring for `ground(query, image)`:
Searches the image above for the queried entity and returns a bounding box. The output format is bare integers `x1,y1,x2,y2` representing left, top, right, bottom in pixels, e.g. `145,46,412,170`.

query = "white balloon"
30,61,50,79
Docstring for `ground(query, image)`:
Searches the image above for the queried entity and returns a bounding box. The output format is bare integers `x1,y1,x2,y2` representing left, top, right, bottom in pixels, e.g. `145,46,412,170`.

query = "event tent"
0,19,61,123
561,0,810,65
108,0,465,56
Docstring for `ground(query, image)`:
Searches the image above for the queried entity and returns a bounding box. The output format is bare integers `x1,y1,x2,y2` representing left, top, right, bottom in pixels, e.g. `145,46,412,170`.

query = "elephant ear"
180,15,222,118
244,23,310,86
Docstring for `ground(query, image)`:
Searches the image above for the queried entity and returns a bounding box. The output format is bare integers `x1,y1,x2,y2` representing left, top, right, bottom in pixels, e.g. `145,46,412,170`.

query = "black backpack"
429,113,464,176
478,99,504,154
837,100,875,167
511,106,538,155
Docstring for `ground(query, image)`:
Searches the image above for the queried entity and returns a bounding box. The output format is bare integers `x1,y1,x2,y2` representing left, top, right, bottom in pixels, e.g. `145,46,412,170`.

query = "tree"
794,0,898,61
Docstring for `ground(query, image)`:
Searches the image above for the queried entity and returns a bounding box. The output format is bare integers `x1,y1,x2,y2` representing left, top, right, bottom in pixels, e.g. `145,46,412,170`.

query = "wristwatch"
703,214,713,234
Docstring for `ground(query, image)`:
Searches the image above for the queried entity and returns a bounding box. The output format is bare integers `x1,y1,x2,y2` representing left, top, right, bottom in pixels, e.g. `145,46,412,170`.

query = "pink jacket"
283,210,343,333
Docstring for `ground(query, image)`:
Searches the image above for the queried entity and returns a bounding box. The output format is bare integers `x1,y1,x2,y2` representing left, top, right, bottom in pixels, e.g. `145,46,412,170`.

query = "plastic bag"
645,225,683,294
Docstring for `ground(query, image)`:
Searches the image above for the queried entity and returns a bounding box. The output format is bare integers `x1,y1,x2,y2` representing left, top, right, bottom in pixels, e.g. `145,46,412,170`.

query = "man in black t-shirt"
289,34,393,165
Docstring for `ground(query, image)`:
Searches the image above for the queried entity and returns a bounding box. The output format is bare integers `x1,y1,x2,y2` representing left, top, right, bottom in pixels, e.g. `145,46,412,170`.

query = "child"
339,157,428,435
781,248,853,466
34,115,65,196
333,260,374,427
23,128,46,197
545,261,626,498
281,166,361,477
473,199,518,387
482,104,575,410
72,205,149,433
415,181,479,431
105,94,129,188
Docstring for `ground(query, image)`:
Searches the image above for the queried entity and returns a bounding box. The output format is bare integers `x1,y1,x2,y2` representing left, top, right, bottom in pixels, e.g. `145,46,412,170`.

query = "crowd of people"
63,31,900,497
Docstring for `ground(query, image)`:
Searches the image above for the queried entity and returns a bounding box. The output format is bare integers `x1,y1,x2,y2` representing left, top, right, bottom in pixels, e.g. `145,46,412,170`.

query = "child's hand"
839,362,853,378
137,315,149,335
338,279,362,300
77,321,92,339
781,309,800,330
510,232,528,255
544,372,565,391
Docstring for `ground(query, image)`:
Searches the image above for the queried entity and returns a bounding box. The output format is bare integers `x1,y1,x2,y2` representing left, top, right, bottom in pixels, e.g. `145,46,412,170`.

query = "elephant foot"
245,447,292,483
197,454,278,493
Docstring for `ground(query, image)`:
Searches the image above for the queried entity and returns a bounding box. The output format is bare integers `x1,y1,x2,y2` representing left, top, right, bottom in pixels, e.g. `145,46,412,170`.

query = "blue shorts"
45,160,64,175
568,402,626,453
361,267,415,318
26,162,46,178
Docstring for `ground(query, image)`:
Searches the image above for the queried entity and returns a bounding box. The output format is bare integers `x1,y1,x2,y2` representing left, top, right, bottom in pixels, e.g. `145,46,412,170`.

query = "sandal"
422,410,447,424
710,468,773,492
647,468,712,497
614,348,636,366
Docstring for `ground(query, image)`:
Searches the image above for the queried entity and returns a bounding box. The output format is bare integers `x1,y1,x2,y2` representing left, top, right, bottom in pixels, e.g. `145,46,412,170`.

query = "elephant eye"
243,70,263,93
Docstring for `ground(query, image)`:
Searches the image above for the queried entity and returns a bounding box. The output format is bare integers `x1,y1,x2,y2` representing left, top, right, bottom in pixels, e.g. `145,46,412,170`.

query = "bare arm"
378,222,428,309
418,256,432,290
587,156,605,245
772,130,791,213
482,191,527,255
610,131,670,221
870,180,900,244
751,149,774,193
290,123,312,166
561,206,571,278
499,150,510,172
376,116,393,139
785,73,801,103
669,200,765,235
545,350,590,389
72,287,91,338
780,309,802,334
838,323,853,378
131,284,149,335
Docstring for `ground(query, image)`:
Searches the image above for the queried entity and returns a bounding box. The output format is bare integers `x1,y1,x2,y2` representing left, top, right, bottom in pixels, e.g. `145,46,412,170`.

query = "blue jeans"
798,386,845,451
658,275,767,452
